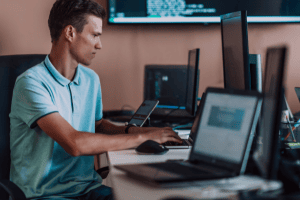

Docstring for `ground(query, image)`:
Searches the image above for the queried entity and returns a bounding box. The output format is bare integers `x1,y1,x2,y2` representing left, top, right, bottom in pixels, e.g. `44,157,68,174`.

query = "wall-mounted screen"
108,0,300,24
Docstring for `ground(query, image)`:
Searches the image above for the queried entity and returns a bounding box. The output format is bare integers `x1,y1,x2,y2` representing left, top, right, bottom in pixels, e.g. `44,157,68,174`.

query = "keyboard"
163,139,190,147
151,162,208,176
286,142,300,149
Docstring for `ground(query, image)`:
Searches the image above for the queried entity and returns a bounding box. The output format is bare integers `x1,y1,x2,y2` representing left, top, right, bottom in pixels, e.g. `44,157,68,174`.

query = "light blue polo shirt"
9,55,103,199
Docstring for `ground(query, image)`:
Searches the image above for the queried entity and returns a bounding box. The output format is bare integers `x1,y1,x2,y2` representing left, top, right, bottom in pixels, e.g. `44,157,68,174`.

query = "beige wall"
1,0,300,113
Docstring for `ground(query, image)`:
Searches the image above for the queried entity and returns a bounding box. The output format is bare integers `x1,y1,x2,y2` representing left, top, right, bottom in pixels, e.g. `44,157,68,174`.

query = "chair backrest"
0,54,46,186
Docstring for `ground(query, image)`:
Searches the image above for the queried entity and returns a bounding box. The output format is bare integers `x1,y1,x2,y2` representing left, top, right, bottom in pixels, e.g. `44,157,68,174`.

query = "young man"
9,0,182,199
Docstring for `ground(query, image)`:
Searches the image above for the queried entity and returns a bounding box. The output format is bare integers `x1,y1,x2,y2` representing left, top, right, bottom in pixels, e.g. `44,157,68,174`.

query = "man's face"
70,15,102,66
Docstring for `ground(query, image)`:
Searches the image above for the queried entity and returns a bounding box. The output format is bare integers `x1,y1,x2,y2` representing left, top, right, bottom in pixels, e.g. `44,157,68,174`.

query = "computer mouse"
135,140,169,155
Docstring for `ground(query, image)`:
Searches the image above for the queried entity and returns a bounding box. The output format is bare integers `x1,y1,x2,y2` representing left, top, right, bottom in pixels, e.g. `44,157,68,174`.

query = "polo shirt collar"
44,55,80,86
72,66,80,85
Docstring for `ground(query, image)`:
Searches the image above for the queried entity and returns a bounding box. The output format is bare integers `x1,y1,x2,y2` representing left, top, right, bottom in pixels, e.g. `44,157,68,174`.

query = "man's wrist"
125,124,137,134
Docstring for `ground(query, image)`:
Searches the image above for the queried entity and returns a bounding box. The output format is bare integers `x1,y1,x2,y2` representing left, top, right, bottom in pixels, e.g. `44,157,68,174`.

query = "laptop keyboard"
150,162,210,176
163,139,190,146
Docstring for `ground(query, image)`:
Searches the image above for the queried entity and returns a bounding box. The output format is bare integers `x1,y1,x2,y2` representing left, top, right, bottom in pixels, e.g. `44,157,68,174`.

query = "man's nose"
95,39,102,49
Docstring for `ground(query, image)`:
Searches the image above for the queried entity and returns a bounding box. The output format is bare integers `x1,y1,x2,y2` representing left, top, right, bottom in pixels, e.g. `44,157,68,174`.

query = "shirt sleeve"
11,76,59,128
95,75,103,121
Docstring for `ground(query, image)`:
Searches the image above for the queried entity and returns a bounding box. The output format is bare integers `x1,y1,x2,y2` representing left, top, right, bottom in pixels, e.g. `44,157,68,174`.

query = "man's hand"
128,126,173,134
140,126,174,133
142,128,182,144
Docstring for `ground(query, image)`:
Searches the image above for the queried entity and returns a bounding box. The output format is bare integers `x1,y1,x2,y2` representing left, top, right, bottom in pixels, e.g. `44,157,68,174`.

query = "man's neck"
49,43,77,81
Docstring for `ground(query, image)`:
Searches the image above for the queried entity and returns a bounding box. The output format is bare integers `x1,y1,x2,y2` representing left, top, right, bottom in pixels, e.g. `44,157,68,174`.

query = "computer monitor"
253,46,287,180
185,48,200,116
144,65,189,116
221,10,251,90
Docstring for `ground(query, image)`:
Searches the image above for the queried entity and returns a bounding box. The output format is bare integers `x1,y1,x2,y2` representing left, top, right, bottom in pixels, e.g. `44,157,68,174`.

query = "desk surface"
107,131,284,200
108,149,190,166
107,149,282,200
108,149,233,200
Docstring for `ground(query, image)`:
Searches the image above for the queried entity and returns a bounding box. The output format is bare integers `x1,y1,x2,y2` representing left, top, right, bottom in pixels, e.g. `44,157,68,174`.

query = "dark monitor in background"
221,10,251,90
144,65,190,117
253,46,288,180
185,48,200,116
249,54,262,93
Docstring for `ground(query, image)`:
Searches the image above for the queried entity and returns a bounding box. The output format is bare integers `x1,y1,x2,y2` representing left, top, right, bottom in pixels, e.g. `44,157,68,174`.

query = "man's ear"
64,25,76,42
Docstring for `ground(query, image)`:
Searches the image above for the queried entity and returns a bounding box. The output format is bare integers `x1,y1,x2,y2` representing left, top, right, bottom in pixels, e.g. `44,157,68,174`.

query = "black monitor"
185,48,200,116
221,10,251,90
144,65,188,115
253,46,287,180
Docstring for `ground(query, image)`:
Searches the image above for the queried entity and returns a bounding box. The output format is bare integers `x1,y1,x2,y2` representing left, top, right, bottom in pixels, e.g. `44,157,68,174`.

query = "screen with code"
108,0,300,24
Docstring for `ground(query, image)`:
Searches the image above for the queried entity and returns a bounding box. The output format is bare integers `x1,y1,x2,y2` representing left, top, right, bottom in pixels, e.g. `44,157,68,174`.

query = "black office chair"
0,54,109,200
0,54,46,200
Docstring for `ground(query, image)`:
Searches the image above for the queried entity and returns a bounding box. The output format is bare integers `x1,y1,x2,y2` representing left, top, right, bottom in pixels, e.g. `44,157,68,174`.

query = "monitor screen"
185,48,200,116
144,65,188,111
221,11,251,90
108,0,300,24
253,46,287,180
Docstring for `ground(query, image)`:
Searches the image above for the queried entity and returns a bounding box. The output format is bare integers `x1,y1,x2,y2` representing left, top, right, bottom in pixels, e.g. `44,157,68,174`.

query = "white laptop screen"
193,92,257,164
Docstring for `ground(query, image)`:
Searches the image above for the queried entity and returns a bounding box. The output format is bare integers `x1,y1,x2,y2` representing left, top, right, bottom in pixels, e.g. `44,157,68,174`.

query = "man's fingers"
164,131,181,140
168,136,182,143
162,132,182,143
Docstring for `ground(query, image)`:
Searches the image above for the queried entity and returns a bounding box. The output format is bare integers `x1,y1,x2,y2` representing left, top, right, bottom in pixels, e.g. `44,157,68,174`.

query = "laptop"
115,87,263,187
162,92,207,149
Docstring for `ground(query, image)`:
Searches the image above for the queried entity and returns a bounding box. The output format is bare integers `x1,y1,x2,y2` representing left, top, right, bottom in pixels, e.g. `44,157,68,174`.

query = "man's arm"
95,119,126,134
37,113,182,157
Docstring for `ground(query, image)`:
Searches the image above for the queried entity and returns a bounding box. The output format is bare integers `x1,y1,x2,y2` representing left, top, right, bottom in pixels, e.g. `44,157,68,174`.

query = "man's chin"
80,60,92,66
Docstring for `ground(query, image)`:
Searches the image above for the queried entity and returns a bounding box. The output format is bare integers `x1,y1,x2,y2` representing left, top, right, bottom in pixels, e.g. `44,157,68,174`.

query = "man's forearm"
75,131,146,156
95,119,153,135
95,119,126,134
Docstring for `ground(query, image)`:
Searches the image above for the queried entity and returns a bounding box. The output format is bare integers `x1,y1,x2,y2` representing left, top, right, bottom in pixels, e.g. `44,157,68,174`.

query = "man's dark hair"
48,0,106,42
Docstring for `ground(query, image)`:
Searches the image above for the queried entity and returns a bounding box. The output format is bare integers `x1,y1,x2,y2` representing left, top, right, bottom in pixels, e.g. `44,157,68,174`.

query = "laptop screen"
193,92,258,164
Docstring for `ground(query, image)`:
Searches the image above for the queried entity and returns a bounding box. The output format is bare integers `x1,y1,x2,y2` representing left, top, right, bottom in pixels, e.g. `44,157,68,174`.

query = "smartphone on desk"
128,100,159,127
